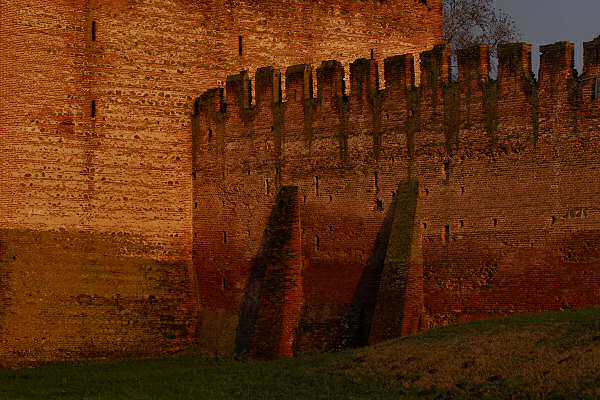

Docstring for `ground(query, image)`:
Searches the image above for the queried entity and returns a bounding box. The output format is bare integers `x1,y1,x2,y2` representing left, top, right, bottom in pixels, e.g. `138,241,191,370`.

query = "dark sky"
496,0,599,75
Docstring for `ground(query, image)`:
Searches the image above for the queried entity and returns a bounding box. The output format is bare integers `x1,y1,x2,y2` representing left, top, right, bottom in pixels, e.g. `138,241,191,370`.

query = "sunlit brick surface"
1,0,442,365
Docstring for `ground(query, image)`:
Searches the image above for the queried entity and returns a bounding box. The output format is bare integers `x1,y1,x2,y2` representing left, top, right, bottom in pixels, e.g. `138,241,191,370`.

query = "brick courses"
1,0,441,365
194,37,600,358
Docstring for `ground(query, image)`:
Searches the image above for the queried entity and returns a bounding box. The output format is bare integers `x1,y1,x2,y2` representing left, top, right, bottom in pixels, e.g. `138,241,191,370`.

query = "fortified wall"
193,38,600,358
1,0,599,366
1,0,442,366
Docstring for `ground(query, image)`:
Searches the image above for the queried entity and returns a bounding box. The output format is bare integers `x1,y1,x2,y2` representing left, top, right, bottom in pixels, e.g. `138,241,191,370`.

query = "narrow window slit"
238,36,243,56
91,100,96,118
443,162,450,181
91,21,96,41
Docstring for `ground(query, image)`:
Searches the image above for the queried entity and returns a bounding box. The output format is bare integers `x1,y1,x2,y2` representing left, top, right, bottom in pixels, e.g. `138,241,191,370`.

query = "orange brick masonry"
1,0,598,365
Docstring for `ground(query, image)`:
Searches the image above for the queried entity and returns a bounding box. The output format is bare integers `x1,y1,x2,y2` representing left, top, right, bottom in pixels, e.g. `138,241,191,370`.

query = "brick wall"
248,186,303,360
194,37,600,357
0,0,442,365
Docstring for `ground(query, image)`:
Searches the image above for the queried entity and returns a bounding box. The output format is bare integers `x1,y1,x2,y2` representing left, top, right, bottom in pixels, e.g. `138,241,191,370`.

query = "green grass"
1,307,599,399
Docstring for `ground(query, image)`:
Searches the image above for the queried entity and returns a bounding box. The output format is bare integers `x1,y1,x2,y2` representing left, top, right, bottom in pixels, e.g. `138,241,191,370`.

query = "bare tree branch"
443,0,520,73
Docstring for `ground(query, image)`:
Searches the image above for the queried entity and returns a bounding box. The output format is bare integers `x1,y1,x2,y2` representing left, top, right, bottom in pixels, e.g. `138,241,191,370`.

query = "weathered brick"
2,0,599,366
195,37,600,358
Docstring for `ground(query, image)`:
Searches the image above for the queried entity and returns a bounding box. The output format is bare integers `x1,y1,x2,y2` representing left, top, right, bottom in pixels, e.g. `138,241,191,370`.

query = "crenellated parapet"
457,44,491,152
538,42,577,141
580,36,600,138
191,36,600,361
193,38,600,168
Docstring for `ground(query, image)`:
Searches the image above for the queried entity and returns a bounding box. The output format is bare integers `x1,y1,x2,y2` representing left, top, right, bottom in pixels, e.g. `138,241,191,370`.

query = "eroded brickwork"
1,0,442,365
194,37,600,357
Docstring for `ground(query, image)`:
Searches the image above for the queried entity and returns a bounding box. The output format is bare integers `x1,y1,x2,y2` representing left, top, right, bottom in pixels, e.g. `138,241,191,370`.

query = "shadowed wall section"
0,229,194,367
249,186,303,360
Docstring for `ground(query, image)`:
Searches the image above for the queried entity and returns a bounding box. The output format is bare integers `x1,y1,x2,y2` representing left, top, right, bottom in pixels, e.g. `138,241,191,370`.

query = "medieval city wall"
193,37,600,357
0,0,442,365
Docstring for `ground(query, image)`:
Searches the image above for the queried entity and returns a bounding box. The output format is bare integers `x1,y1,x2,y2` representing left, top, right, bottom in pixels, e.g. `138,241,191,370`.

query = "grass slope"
1,307,599,399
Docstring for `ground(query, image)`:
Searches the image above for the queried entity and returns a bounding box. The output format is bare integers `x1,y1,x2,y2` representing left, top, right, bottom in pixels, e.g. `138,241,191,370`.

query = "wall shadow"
348,182,403,347
234,187,296,354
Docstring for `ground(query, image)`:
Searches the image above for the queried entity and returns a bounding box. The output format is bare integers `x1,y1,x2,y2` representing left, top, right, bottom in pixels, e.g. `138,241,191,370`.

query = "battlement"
191,37,600,359
195,37,600,162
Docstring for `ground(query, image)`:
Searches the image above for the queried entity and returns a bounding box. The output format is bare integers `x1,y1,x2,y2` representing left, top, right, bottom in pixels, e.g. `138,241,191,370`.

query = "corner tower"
0,0,443,366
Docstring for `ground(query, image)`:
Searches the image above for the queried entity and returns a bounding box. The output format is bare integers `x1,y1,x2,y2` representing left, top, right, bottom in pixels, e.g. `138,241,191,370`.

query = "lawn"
1,307,599,399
